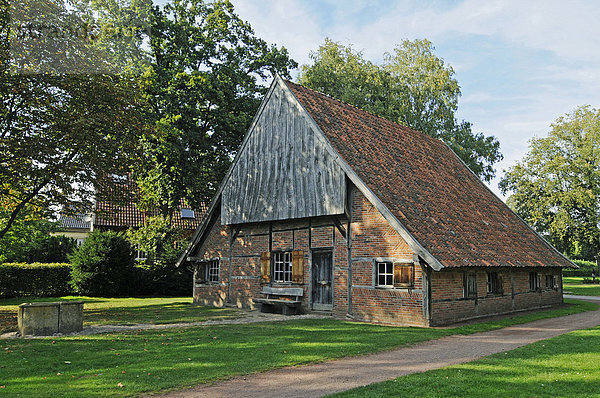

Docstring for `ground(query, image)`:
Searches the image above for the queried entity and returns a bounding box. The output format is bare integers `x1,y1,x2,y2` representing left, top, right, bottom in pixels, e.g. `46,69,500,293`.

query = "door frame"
311,248,334,311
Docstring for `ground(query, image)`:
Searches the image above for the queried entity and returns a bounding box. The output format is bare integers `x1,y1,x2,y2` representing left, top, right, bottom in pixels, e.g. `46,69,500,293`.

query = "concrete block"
18,301,84,336
59,302,84,334
18,302,60,336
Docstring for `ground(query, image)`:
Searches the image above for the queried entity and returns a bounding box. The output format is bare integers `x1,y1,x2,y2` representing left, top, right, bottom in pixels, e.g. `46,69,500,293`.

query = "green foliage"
299,38,503,182
0,207,57,262
134,0,297,215
0,0,150,240
127,215,191,295
500,105,600,261
0,300,594,397
69,231,135,297
563,259,598,276
0,263,72,298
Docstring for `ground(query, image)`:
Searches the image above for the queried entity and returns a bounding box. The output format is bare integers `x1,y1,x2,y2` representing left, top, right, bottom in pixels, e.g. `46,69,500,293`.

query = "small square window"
272,252,292,283
181,208,195,219
195,259,220,284
376,262,414,288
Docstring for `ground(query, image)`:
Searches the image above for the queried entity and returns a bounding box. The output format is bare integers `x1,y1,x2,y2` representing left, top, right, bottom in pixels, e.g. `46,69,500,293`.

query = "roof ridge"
283,79,446,146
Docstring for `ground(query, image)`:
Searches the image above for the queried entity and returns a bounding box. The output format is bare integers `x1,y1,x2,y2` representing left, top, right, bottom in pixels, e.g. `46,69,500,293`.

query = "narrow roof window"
181,208,195,219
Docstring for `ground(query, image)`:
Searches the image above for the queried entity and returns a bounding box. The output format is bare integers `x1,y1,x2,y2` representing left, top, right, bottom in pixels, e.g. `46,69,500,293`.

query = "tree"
500,105,600,261
0,0,150,240
134,0,297,217
299,38,502,182
69,230,135,296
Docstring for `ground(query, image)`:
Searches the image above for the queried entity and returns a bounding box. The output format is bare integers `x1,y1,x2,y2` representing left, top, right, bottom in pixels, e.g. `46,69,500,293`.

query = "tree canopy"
0,0,149,241
299,38,502,182
134,0,297,217
500,105,600,261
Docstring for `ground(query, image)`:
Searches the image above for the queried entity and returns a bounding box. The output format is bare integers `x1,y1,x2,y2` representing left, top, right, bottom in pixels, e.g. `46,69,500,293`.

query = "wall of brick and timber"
192,186,564,326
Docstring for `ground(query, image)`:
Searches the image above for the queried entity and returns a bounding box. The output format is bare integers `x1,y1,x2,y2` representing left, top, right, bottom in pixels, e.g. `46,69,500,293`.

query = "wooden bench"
252,287,304,315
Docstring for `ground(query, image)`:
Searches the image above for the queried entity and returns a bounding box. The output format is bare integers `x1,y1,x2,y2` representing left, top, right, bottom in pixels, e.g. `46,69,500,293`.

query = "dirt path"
153,296,600,398
0,311,329,339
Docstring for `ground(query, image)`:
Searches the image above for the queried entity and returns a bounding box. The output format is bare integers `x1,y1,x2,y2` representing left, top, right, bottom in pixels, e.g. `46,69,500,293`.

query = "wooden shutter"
291,250,304,284
260,252,271,283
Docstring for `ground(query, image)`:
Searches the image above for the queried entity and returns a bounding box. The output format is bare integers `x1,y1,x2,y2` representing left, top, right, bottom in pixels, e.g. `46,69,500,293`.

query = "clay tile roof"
94,177,207,231
285,80,572,268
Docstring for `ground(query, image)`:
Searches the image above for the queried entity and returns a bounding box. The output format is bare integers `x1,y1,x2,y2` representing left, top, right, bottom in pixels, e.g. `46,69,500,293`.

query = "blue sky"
230,0,600,199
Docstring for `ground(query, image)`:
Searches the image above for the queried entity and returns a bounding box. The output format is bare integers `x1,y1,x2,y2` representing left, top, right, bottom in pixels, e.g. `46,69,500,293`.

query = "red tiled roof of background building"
94,176,207,231
286,80,572,268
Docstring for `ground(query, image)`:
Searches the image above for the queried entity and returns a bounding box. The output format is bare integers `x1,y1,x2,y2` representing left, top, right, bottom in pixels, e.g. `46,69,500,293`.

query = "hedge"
563,259,599,277
0,263,73,298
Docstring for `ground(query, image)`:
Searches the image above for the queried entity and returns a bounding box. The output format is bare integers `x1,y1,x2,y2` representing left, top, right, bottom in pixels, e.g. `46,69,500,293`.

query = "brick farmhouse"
178,76,573,326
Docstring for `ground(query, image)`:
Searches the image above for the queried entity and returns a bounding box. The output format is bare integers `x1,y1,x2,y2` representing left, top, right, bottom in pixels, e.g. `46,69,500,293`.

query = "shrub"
0,263,72,298
564,259,598,277
69,231,135,297
20,235,78,263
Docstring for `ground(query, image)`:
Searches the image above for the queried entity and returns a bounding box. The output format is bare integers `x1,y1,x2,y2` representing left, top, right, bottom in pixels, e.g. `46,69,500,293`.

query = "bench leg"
282,305,300,315
260,303,276,313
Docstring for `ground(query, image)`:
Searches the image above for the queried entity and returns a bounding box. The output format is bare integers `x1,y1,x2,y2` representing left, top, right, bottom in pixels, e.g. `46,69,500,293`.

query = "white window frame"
272,251,292,283
195,259,220,284
376,261,414,288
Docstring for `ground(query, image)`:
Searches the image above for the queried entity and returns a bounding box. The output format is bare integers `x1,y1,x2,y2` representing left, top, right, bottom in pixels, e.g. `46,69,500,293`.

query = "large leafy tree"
0,0,148,240
500,105,600,261
135,0,297,217
299,38,502,182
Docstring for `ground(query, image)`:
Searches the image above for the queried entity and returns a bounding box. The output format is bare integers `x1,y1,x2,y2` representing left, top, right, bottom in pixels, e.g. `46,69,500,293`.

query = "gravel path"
0,311,329,339
152,296,600,398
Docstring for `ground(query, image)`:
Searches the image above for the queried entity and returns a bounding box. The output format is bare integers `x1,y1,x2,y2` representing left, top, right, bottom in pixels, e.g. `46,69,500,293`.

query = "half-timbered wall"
430,267,563,325
221,80,346,225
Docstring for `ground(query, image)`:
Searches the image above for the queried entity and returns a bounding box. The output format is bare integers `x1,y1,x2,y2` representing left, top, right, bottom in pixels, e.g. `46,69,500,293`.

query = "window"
134,244,148,261
208,260,220,283
195,259,220,284
529,272,540,291
487,272,502,294
545,274,557,290
376,262,414,288
463,273,477,298
272,252,292,283
181,208,195,219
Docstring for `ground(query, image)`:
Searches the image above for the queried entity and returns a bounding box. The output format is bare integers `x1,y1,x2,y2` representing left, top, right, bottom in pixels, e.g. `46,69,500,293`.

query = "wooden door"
312,250,333,310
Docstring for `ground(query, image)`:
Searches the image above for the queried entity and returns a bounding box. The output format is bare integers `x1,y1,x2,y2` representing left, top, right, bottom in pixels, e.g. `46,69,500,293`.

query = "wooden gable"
221,78,346,225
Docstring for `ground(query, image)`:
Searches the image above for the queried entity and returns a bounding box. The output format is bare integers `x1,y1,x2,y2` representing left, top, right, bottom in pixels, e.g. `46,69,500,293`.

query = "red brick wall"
191,187,563,327
347,188,424,326
431,267,563,325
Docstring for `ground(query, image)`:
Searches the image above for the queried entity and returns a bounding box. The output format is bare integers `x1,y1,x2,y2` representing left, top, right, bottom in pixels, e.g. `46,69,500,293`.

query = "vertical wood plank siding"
221,82,346,225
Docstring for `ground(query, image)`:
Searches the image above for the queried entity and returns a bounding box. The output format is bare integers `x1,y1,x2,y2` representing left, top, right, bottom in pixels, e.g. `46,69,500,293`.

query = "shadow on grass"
0,297,238,333
85,303,239,326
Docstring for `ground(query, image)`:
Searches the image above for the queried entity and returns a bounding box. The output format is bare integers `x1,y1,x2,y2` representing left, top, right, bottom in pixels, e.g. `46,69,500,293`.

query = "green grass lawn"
0,299,596,397
563,277,600,296
332,325,600,398
0,296,241,334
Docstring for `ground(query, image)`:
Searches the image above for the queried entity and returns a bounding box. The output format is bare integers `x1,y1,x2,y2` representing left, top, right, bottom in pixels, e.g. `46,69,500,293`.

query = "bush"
69,231,135,297
564,259,598,277
20,235,78,263
0,263,72,298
